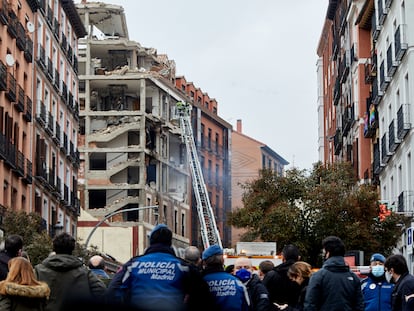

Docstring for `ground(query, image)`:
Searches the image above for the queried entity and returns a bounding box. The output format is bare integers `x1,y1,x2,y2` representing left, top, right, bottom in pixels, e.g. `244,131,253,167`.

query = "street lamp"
84,205,158,249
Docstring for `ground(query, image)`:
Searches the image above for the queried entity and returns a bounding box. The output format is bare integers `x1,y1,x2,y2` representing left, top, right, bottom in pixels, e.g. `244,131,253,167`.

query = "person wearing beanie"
361,253,394,311
201,244,250,311
107,224,214,311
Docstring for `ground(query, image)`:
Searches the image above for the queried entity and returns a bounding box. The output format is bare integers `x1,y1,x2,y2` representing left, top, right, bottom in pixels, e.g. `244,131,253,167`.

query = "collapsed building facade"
76,2,192,259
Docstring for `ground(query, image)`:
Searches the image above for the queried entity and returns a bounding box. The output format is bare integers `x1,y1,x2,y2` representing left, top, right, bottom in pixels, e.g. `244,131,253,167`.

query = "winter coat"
0,251,12,281
303,256,364,311
390,272,414,311
108,243,214,311
361,274,393,311
245,274,272,311
0,281,50,311
34,254,106,311
263,260,301,305
202,265,250,311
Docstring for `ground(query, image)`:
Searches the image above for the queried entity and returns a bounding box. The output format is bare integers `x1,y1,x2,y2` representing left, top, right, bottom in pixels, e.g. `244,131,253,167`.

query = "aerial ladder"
176,101,222,249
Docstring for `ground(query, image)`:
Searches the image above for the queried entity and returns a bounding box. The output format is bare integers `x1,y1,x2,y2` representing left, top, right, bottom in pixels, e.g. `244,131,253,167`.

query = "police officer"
202,244,250,311
361,253,393,311
107,224,211,311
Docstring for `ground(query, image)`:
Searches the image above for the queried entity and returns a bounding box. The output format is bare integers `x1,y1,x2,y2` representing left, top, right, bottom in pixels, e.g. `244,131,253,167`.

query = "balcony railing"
24,36,33,63
7,16,17,39
6,72,16,103
334,128,342,156
342,105,354,136
24,95,32,122
386,44,398,78
373,143,383,175
379,61,390,92
364,99,377,138
16,84,25,112
54,122,61,145
0,60,6,91
398,191,414,213
395,24,408,61
37,44,46,70
53,17,59,39
47,57,53,81
61,33,67,52
333,77,341,106
36,100,46,125
388,119,400,153
381,133,392,163
46,112,54,136
16,21,26,51
0,0,8,25
397,104,411,140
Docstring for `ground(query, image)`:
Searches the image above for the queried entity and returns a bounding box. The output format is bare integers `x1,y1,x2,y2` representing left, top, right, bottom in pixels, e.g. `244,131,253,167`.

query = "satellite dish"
26,21,35,33
5,54,15,67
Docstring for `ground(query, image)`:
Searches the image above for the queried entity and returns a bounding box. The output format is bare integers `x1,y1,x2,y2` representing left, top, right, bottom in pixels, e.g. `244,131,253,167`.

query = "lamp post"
84,205,158,249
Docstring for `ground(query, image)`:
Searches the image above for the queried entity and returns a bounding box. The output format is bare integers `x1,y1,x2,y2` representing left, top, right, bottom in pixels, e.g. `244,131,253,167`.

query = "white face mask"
385,271,393,283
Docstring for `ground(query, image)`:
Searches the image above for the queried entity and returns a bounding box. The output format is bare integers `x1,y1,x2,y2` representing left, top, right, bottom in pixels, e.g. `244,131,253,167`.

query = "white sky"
94,1,328,170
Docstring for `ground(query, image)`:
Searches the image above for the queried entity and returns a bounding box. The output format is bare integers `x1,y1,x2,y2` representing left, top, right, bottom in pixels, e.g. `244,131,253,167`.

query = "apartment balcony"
16,84,25,112
53,122,61,145
372,15,382,41
16,150,25,177
46,112,54,136
398,191,414,213
46,6,53,28
47,57,53,82
24,95,32,122
334,128,342,156
37,44,46,70
0,60,7,91
373,142,384,175
350,44,357,65
378,0,388,25
388,119,400,153
61,33,67,52
339,54,350,83
0,0,8,25
379,61,390,92
386,45,398,78
61,81,67,103
364,98,378,138
397,104,411,140
6,73,16,103
61,133,68,154
7,16,17,39
36,100,46,126
381,133,392,164
395,24,408,62
22,159,32,184
333,77,341,106
16,21,26,52
0,136,17,169
53,69,59,91
67,45,73,65
24,36,33,63
55,177,62,198
372,78,383,104
364,60,374,84
73,55,78,74
342,105,354,136
53,17,59,40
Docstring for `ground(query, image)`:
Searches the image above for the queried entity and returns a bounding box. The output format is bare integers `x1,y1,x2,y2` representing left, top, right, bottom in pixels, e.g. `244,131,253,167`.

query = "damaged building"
75,2,191,260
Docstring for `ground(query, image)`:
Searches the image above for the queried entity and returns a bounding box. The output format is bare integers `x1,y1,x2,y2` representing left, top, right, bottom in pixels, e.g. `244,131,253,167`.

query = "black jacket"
263,260,301,305
0,251,12,281
391,272,414,311
303,256,364,311
245,274,273,311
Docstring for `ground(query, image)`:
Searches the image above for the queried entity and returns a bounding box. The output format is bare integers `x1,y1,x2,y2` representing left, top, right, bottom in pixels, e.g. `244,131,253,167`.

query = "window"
181,213,185,236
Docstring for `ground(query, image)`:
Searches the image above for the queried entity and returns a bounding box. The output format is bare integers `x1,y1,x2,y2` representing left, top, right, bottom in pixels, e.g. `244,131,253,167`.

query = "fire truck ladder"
176,102,222,249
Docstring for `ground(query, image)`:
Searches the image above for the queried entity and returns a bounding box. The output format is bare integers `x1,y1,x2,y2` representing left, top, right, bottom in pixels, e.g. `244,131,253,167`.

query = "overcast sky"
94,1,328,171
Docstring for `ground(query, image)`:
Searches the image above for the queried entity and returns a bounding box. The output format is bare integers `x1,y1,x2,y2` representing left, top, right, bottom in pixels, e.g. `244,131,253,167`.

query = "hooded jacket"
0,281,50,311
304,256,364,311
34,254,106,311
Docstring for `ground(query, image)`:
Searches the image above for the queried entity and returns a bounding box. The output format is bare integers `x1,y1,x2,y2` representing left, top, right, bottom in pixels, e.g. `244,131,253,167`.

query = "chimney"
236,119,242,133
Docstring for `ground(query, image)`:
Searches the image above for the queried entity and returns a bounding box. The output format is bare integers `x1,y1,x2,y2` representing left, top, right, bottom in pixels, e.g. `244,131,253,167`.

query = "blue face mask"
372,265,385,277
235,268,251,283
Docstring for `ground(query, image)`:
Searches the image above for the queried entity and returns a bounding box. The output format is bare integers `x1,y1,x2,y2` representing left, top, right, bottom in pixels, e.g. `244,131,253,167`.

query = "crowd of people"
1,228,414,310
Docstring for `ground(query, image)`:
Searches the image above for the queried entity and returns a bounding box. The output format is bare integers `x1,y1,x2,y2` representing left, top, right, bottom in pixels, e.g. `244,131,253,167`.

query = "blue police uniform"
361,276,394,311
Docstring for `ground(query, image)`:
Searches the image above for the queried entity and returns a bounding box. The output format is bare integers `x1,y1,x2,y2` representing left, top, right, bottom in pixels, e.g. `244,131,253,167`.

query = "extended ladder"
176,102,222,249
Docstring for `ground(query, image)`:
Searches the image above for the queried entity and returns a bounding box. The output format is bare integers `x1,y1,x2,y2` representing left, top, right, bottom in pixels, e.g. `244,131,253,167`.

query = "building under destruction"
76,2,193,260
